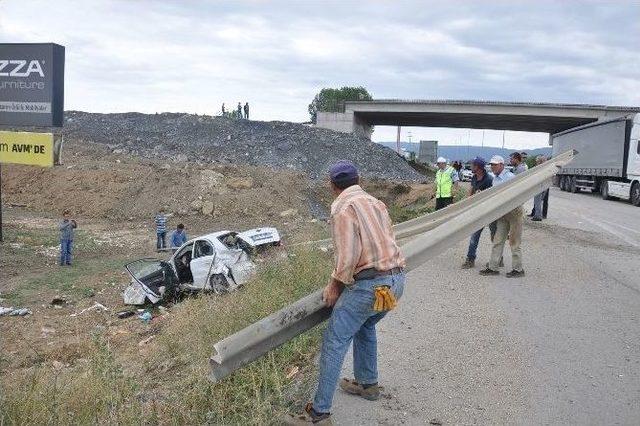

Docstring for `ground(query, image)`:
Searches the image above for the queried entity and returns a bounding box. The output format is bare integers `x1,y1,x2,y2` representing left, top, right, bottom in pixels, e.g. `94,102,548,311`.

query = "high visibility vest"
435,166,455,198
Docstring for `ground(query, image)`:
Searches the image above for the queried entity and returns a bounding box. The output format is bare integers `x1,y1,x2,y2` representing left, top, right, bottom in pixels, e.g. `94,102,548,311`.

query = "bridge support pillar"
316,111,372,139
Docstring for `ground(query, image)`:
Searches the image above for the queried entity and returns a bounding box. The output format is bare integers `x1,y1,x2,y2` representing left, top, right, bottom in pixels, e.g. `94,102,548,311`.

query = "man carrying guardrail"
480,155,525,278
287,160,406,425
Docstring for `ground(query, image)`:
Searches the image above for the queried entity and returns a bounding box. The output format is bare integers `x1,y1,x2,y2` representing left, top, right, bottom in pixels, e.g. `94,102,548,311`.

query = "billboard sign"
0,43,65,127
0,130,61,167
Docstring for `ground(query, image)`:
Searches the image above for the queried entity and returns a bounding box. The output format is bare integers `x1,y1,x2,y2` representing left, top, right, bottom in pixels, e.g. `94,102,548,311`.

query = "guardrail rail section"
208,150,576,382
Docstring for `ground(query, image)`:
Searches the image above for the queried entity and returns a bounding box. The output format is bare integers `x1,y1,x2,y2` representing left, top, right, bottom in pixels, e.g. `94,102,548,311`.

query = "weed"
0,248,332,425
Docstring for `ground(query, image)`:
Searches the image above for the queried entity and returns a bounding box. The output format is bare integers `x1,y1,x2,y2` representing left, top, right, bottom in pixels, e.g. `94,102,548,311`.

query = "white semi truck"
553,114,640,206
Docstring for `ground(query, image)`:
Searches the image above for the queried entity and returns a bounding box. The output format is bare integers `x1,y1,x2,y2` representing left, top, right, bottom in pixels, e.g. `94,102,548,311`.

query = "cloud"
1,0,638,149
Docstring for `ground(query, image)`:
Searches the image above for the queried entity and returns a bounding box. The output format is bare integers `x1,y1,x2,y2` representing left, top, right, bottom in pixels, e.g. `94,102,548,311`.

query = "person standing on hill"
237,102,243,119
243,102,250,119
154,208,168,251
433,157,459,210
221,103,226,115
59,210,77,266
170,223,188,252
287,160,405,424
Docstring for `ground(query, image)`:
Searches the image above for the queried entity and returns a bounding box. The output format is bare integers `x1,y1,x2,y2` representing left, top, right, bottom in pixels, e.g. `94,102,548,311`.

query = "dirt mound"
62,111,424,181
3,139,429,227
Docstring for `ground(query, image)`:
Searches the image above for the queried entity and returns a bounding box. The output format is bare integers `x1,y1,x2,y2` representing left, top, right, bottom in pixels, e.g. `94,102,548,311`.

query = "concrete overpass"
316,99,640,138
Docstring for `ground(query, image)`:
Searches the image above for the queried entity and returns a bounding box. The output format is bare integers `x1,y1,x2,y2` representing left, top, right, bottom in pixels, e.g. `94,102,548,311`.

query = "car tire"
570,176,578,193
210,274,230,294
631,182,640,207
601,180,611,200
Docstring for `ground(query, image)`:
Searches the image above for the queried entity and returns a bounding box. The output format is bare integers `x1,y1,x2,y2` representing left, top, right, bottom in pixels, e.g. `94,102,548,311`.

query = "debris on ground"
69,302,108,317
138,311,152,323
0,306,32,316
50,297,68,307
116,310,136,319
138,335,155,346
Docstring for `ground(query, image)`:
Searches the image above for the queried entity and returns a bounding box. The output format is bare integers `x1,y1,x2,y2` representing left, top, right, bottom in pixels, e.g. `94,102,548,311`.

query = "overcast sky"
1,0,639,149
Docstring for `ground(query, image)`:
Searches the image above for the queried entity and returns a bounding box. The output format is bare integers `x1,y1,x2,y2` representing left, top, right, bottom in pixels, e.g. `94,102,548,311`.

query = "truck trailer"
552,114,640,206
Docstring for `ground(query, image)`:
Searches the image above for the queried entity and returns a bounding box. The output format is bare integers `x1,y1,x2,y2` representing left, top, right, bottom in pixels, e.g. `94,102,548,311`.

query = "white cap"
436,156,447,163
489,155,505,165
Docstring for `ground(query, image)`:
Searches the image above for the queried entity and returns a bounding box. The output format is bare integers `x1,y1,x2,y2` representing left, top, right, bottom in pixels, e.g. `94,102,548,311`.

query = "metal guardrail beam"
209,150,576,382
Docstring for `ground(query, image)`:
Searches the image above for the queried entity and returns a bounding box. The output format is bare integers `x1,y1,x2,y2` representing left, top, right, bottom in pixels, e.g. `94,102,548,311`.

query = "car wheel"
210,274,230,294
631,182,640,206
601,180,611,200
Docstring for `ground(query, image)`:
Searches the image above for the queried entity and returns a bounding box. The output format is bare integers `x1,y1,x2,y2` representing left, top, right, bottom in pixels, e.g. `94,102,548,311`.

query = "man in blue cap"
287,160,406,425
461,157,495,268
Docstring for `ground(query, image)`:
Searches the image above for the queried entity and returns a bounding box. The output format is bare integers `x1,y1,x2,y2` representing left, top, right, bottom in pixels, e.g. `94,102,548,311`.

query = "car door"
190,239,216,289
124,258,179,303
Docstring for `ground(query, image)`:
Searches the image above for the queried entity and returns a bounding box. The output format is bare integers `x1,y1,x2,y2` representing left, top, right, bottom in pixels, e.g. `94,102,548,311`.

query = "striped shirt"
330,185,406,285
155,214,167,233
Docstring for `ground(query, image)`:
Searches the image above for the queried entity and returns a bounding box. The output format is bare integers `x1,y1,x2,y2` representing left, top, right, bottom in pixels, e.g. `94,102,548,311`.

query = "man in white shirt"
480,155,525,278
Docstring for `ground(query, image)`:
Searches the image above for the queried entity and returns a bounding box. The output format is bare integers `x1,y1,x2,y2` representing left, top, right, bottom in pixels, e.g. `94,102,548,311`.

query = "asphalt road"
331,188,640,425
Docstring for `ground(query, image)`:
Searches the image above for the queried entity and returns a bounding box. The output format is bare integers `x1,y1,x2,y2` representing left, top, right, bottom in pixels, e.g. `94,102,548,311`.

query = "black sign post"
0,43,65,241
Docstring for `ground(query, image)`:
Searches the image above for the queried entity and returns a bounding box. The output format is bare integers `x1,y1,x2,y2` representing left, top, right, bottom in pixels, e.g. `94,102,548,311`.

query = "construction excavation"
2,2,640,425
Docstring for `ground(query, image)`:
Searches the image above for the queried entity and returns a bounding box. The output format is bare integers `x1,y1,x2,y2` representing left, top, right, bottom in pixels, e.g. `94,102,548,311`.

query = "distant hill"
377,142,552,162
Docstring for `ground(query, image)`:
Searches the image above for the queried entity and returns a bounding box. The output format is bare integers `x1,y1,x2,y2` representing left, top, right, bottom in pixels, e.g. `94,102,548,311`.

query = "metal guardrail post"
209,150,576,382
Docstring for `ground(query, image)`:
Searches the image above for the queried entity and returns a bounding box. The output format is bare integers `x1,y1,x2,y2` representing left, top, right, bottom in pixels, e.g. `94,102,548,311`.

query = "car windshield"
125,259,164,283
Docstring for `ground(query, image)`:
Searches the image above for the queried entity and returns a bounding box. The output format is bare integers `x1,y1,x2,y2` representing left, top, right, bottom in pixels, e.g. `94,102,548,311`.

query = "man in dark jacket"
59,209,77,266
461,157,495,268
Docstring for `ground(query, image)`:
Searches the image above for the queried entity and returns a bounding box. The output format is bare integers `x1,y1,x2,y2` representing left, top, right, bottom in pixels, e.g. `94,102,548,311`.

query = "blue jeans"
466,222,497,260
60,239,73,265
533,191,545,219
313,272,406,413
156,232,166,249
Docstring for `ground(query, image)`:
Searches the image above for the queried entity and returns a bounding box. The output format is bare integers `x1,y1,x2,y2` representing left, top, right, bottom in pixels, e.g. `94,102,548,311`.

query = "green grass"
0,248,332,425
1,224,124,304
2,257,126,305
388,187,468,224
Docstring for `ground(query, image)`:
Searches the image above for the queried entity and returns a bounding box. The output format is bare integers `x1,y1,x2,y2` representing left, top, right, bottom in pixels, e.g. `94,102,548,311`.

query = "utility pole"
0,164,3,242
396,126,401,153
502,130,506,149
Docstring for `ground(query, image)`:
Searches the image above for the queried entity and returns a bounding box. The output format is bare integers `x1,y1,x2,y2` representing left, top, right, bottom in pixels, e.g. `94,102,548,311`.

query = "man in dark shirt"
462,157,495,268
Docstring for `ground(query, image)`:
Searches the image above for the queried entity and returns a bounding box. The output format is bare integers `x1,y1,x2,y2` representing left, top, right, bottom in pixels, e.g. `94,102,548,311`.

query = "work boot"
339,378,381,401
479,268,500,276
283,402,332,425
531,217,542,222
506,270,525,278
461,258,475,269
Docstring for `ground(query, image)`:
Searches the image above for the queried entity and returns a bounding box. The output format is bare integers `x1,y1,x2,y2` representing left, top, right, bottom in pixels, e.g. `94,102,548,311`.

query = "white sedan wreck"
123,228,281,305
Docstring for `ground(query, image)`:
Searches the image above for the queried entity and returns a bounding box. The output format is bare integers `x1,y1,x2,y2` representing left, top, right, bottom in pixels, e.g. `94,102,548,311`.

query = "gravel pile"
62,111,424,181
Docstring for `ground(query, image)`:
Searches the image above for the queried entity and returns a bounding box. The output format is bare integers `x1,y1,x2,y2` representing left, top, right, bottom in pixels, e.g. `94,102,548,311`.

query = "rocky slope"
62,111,424,181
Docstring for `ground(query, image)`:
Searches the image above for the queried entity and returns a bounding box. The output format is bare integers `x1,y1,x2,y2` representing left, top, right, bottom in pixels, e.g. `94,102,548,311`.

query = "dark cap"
471,156,486,169
329,160,359,184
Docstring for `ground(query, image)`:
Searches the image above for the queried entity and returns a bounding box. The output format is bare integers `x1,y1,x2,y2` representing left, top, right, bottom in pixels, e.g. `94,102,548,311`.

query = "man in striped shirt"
154,208,168,251
290,161,406,424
